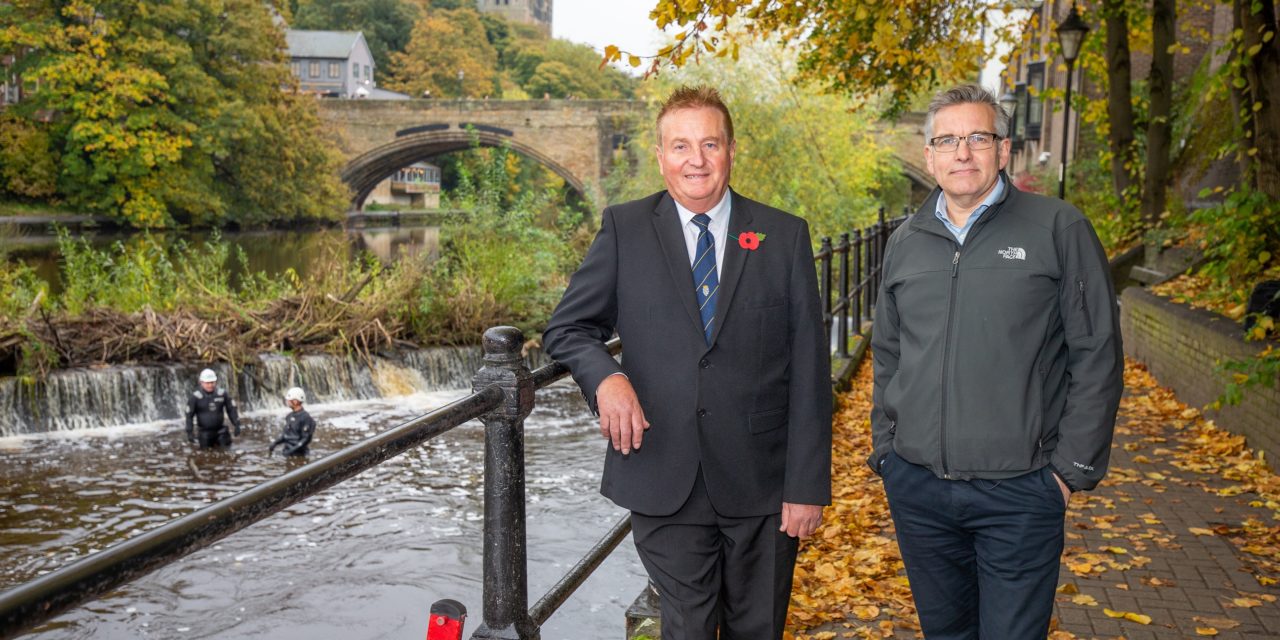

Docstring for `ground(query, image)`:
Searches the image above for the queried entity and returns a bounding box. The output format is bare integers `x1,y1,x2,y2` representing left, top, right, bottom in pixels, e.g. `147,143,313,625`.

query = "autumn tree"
386,7,498,98
617,0,1020,117
0,0,346,227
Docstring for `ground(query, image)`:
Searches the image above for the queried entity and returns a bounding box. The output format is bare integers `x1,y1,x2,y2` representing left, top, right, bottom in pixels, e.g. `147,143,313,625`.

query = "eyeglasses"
929,132,1002,153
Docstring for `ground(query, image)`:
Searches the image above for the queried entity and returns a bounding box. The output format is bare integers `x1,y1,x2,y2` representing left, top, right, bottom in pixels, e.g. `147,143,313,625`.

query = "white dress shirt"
673,189,731,275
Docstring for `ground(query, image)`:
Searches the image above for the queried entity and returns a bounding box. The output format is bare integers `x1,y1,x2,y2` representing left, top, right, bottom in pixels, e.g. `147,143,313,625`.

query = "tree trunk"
1239,0,1280,197
1141,0,1176,225
1103,0,1138,207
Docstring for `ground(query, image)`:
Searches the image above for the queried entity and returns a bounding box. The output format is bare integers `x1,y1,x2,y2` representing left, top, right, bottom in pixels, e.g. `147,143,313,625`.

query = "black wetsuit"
269,409,315,457
185,387,241,448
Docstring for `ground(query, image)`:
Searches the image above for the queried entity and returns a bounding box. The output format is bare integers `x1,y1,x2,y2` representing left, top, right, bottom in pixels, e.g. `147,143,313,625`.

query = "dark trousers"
881,451,1066,639
630,471,799,640
197,428,232,449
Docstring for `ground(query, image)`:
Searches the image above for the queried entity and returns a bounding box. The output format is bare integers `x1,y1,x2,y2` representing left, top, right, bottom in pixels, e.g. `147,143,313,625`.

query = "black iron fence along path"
0,210,907,640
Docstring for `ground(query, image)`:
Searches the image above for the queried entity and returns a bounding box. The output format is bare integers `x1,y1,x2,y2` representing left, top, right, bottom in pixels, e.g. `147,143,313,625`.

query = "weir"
0,346,548,436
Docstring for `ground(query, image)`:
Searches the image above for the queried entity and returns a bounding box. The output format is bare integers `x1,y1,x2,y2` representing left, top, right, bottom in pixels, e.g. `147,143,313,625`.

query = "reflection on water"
0,384,644,639
0,226,441,293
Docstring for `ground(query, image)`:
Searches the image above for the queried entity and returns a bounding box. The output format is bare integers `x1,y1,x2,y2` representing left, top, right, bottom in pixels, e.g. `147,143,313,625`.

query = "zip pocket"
1078,279,1094,337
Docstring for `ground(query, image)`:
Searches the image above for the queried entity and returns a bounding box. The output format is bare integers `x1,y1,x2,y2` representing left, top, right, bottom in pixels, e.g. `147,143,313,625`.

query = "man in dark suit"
543,85,832,639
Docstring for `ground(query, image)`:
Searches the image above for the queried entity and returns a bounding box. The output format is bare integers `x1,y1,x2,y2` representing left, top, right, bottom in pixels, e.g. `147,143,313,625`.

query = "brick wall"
1121,287,1280,462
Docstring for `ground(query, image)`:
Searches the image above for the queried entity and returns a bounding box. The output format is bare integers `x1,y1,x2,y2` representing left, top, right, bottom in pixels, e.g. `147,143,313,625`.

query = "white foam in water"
0,345,503,437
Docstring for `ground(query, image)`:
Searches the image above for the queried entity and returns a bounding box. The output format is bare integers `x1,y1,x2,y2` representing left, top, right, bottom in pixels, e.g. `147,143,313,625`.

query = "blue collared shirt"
934,177,1005,245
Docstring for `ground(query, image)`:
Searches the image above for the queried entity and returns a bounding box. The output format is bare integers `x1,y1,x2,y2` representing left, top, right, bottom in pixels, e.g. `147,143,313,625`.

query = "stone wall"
1121,287,1280,461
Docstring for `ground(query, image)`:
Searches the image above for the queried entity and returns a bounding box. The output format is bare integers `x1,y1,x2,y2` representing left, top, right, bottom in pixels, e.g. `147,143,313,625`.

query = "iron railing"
0,209,909,640
815,207,910,360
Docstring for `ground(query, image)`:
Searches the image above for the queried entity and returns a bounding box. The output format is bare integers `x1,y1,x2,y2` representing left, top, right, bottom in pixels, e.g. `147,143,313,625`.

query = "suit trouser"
630,471,799,640
881,451,1066,640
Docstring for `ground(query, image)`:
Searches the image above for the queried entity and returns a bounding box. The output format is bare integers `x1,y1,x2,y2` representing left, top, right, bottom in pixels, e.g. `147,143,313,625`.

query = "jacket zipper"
1078,279,1094,336
940,249,960,478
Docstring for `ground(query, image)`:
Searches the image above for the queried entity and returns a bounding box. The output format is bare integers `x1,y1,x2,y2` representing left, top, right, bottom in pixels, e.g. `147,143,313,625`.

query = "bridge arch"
340,128,589,209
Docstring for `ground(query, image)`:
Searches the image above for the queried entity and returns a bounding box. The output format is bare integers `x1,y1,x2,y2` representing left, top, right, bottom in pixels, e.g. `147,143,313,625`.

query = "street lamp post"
457,69,465,100
1055,3,1090,200
999,89,1018,140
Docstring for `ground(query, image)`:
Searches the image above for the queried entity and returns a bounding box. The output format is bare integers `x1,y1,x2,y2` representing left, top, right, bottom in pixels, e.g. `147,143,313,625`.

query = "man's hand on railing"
594,374,650,455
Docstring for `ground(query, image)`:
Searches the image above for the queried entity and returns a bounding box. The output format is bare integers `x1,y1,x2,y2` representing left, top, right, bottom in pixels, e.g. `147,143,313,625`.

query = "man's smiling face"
656,106,736,214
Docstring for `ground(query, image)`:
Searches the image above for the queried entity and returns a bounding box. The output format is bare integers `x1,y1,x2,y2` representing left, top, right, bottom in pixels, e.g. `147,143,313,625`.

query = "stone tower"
474,0,553,36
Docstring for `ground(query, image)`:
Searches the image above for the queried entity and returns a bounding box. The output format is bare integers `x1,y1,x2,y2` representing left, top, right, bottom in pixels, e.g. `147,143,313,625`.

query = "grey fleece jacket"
868,181,1123,492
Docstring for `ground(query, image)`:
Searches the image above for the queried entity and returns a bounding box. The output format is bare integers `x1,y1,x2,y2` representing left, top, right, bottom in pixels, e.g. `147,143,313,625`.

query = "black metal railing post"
836,232,850,358
872,207,887,309
471,327,539,640
853,228,867,326
819,236,833,347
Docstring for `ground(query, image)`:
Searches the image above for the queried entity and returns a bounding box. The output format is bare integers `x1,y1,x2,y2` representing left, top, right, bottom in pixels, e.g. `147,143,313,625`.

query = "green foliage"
2,0,346,228
1216,342,1279,408
0,258,48,318
607,36,906,243
417,142,584,340
1189,188,1279,293
54,227,289,315
0,114,58,199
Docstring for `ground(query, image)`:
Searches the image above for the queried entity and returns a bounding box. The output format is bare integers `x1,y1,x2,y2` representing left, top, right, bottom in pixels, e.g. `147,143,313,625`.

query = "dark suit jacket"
543,189,832,518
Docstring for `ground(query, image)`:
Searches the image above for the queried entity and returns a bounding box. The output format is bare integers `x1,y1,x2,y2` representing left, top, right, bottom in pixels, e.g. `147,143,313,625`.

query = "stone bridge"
318,99,647,208
317,99,935,209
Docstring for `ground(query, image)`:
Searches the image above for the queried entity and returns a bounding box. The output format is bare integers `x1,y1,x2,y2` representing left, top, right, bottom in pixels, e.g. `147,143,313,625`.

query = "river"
0,382,646,639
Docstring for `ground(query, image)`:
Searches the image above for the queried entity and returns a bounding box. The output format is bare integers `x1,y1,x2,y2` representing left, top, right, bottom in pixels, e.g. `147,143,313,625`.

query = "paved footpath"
1048,375,1280,639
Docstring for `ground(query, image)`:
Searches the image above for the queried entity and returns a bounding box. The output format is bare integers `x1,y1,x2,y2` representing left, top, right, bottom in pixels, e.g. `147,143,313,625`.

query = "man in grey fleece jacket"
869,84,1123,639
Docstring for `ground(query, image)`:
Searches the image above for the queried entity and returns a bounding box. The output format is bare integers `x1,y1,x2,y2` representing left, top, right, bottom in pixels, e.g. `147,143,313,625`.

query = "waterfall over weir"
0,346,551,436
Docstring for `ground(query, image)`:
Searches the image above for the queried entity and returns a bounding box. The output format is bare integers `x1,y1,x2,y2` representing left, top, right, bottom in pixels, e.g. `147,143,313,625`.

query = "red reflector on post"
427,599,467,640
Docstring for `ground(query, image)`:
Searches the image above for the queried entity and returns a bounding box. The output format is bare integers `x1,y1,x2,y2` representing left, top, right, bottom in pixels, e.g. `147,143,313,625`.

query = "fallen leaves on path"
786,360,917,639
786,358,1280,639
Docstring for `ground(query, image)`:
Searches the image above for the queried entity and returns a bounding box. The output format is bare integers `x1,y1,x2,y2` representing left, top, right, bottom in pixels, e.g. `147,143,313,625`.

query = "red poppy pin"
737,231,765,251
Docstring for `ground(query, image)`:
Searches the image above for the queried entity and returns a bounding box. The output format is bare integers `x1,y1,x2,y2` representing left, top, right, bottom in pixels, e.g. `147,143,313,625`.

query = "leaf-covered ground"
786,359,1280,639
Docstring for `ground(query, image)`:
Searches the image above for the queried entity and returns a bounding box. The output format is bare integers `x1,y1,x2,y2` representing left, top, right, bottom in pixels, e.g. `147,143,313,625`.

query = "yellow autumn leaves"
786,358,1280,639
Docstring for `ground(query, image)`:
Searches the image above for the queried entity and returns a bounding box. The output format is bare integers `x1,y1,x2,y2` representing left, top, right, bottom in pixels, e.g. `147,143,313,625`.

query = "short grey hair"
923,84,1010,143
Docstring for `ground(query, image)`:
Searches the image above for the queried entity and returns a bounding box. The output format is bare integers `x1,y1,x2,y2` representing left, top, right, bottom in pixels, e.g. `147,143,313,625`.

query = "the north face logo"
998,247,1026,260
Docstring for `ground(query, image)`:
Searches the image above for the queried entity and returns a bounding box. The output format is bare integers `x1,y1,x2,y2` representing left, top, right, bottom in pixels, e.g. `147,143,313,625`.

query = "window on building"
309,61,320,78
1012,82,1027,149
1025,61,1045,140
291,61,301,77
364,65,371,80
329,62,340,78
352,62,358,78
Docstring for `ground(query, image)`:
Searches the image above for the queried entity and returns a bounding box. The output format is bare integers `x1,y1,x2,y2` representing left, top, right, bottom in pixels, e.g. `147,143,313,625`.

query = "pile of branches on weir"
0,272,428,379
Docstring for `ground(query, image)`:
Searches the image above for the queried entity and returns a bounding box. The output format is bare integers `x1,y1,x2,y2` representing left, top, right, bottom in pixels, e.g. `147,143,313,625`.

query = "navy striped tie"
691,214,719,345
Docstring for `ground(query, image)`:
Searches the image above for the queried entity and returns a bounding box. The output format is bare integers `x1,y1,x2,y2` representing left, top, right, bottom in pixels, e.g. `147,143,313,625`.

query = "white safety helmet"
199,369,218,383
284,387,306,404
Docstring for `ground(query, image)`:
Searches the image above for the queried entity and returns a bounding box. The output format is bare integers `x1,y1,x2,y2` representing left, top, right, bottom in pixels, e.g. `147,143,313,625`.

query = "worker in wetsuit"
185,368,241,448
269,387,315,457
